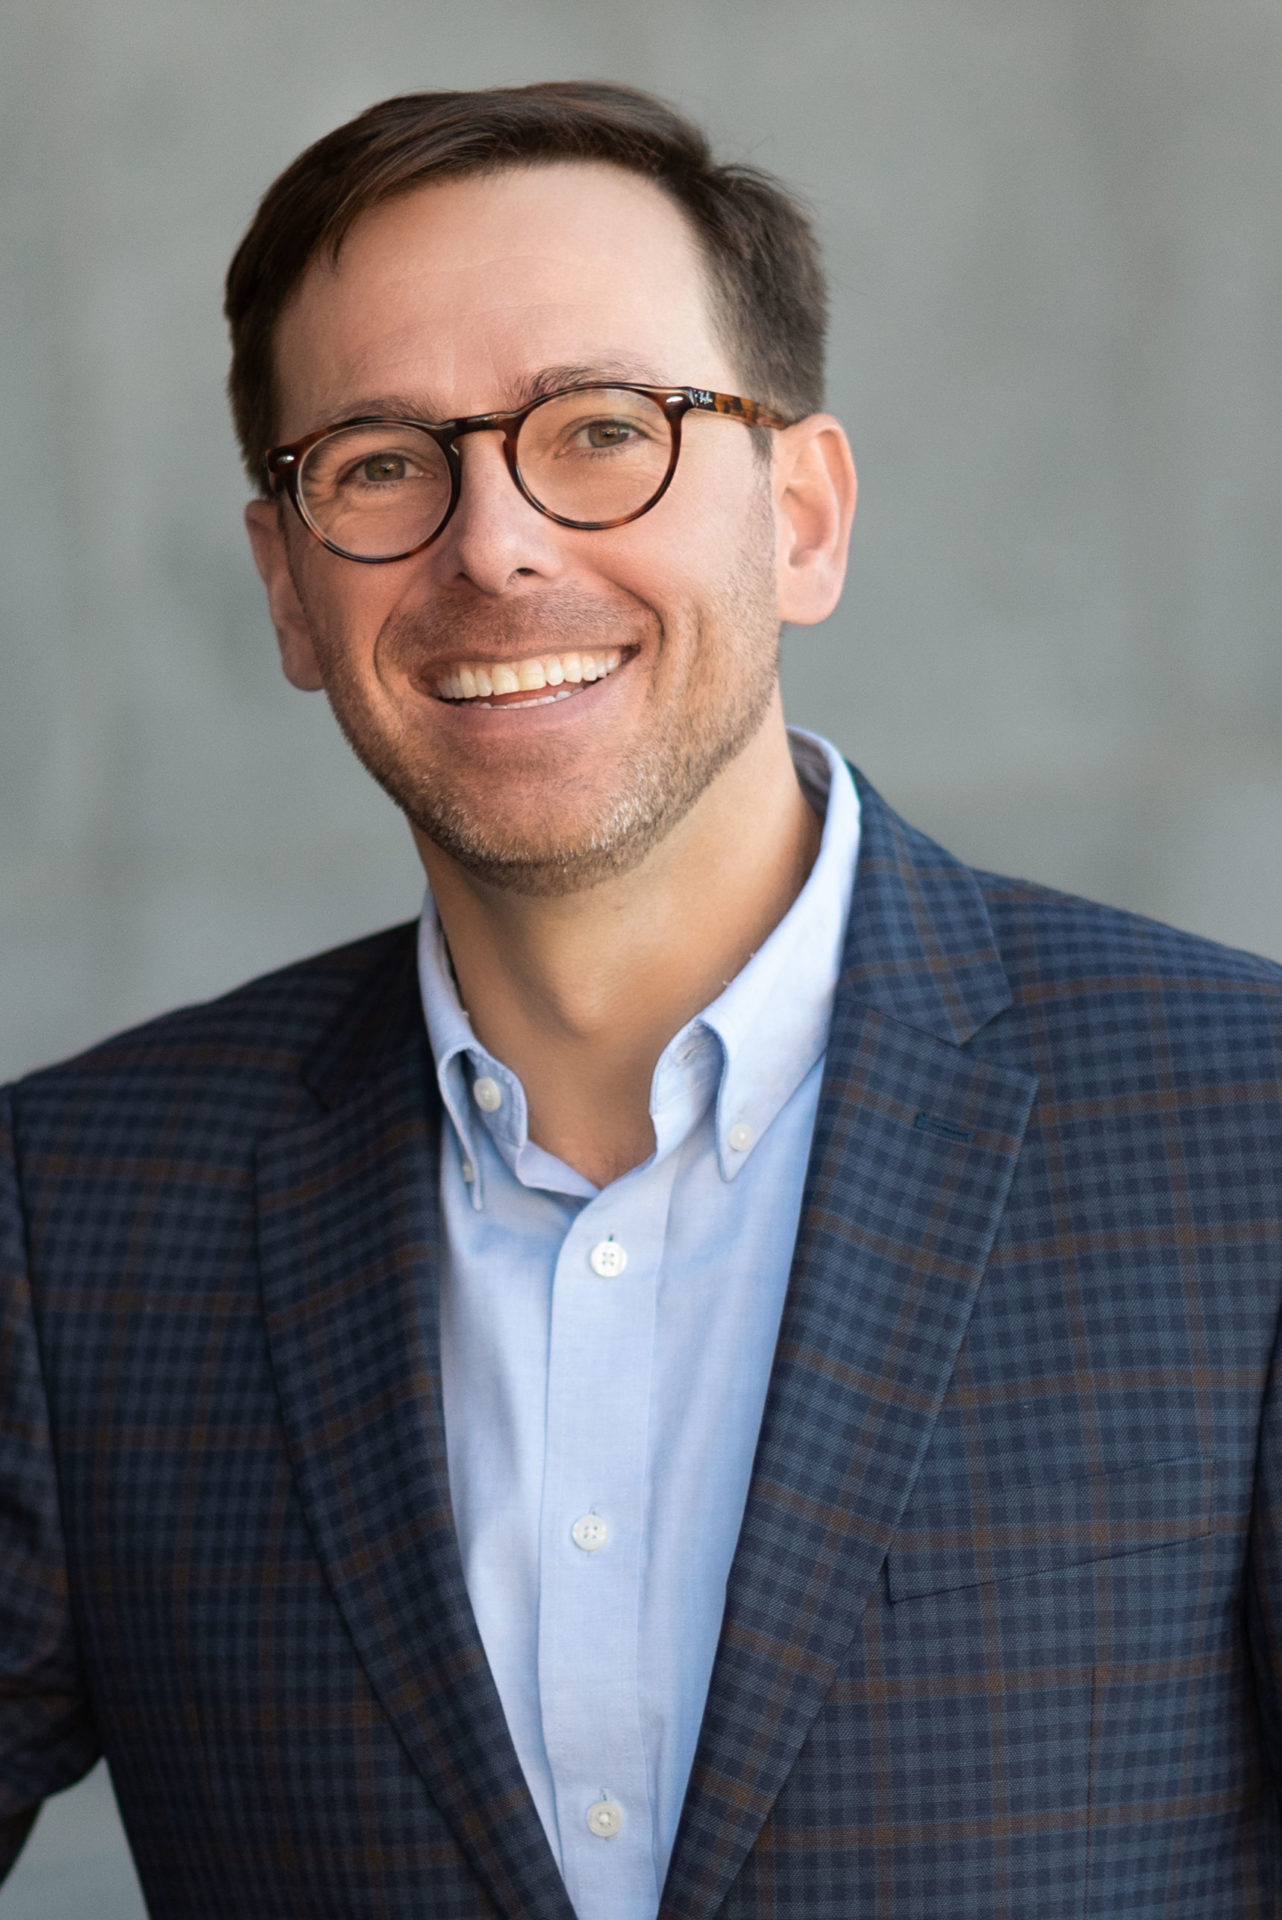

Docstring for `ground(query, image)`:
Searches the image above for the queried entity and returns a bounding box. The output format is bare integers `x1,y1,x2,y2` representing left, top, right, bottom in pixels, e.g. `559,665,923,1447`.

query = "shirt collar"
657,729,859,1180
416,729,860,1199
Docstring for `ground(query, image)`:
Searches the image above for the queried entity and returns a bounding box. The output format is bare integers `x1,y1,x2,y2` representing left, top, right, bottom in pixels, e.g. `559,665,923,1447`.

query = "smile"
435,648,625,707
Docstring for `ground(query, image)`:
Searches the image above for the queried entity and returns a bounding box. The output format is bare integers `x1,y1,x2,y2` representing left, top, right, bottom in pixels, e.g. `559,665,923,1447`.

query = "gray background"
2,0,1279,1911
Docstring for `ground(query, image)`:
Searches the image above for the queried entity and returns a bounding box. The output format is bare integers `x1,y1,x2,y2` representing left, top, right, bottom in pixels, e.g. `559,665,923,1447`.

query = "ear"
772,414,857,626
244,497,325,691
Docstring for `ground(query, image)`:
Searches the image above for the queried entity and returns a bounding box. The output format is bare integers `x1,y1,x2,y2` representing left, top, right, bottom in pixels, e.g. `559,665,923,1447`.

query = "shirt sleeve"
0,1088,99,1880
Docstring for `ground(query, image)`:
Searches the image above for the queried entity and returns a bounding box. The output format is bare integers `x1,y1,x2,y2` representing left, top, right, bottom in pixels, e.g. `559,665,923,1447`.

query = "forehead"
272,162,730,436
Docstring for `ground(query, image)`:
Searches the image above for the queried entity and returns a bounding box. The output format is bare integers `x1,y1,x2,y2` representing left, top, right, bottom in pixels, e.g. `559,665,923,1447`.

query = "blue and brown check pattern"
3,771,1282,1917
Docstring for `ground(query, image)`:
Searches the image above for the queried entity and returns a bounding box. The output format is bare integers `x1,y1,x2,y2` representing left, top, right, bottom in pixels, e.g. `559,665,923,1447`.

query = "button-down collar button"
571,1513,609,1553
728,1121,755,1153
472,1075,502,1113
586,1798,623,1838
460,1157,475,1183
589,1238,627,1278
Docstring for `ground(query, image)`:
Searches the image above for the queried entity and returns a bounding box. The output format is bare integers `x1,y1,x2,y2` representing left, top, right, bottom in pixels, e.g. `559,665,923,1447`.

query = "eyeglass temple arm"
264,447,297,493
687,389,794,431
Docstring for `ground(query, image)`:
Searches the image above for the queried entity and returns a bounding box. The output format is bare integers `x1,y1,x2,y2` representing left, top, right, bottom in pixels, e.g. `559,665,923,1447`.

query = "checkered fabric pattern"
3,770,1282,1918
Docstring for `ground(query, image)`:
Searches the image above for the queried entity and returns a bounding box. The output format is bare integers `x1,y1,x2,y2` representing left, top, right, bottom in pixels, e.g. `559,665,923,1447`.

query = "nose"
430,426,564,595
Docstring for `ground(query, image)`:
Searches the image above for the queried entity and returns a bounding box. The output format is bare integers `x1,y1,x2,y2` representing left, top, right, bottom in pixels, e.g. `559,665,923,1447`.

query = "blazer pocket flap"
886,1452,1215,1602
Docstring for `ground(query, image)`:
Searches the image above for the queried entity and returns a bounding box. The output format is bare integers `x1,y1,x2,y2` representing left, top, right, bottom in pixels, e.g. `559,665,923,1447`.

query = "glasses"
264,383,793,564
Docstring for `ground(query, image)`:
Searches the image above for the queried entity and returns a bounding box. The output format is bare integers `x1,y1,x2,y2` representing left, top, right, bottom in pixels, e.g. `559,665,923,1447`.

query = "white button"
571,1514,609,1553
589,1239,628,1278
472,1075,502,1112
728,1121,755,1153
586,1798,623,1839
460,1158,475,1184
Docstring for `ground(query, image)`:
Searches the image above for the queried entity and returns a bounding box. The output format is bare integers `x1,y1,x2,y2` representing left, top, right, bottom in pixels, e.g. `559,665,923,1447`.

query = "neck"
415,699,822,1186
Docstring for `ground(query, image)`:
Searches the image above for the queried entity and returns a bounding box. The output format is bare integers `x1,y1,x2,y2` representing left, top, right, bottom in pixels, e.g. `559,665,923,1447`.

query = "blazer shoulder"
844,770,1282,1055
968,868,1282,1090
8,922,419,1122
974,868,1282,1000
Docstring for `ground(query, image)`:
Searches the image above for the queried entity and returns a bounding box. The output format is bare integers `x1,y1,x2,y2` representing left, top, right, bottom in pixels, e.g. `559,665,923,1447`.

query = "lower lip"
455,684,583,710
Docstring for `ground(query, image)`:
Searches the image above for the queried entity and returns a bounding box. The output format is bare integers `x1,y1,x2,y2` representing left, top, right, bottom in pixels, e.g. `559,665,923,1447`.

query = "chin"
404,771,701,897
411,812,665,898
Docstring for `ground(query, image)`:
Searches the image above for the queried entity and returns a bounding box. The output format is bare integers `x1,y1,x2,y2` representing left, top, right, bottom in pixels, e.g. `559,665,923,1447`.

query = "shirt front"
419,731,860,1920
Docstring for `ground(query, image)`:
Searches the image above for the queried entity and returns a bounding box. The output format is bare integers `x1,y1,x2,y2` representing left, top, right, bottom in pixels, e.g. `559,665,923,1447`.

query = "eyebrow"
312,358,673,429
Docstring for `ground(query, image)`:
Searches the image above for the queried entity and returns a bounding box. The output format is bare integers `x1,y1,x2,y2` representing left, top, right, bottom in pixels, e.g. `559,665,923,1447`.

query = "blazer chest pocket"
886,1452,1215,1603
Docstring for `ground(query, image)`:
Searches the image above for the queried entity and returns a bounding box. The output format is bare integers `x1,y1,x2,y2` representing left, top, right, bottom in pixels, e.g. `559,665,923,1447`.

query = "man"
3,80,1281,1920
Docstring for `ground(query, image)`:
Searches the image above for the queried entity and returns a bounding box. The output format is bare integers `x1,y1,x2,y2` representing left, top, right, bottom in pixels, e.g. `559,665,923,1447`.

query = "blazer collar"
301,926,424,1112
836,762,1013,1044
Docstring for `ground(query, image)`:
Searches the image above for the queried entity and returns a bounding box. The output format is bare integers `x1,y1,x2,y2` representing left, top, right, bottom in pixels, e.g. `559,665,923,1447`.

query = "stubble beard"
305,510,782,898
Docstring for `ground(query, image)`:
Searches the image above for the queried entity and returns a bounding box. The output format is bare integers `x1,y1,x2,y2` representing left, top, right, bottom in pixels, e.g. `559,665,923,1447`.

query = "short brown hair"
223,82,827,488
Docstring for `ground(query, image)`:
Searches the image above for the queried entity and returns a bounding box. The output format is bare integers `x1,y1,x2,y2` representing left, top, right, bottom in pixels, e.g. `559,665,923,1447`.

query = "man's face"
253,162,791,895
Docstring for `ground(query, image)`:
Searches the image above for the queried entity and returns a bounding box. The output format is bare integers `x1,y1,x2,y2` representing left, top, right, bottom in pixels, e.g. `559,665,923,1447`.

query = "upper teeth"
437,649,622,701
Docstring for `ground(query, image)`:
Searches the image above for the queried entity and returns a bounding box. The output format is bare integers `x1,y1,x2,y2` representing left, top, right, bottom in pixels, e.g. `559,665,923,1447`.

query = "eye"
359,451,412,483
582,418,637,449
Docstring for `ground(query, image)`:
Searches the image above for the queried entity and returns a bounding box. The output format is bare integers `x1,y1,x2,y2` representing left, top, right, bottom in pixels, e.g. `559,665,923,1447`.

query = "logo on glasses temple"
690,389,715,408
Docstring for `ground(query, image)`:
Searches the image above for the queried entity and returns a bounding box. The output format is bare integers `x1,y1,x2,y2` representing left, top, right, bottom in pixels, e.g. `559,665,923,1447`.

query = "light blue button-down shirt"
419,731,859,1920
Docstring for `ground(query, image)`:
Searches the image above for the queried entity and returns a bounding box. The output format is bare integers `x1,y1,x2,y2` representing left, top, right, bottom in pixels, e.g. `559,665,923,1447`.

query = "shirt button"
571,1514,609,1553
728,1121,755,1153
589,1239,628,1278
460,1157,475,1184
472,1075,502,1112
586,1798,623,1839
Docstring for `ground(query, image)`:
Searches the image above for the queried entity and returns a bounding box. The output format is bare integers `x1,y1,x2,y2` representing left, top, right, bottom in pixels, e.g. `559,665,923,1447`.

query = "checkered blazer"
4,771,1282,1917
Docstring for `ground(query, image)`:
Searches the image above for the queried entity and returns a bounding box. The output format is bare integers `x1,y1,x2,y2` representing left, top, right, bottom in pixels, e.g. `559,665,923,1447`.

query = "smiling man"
4,83,1282,1920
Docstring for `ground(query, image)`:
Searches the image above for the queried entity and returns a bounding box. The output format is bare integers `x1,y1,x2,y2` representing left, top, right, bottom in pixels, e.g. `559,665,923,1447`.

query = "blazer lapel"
256,933,574,1920
661,781,1038,1920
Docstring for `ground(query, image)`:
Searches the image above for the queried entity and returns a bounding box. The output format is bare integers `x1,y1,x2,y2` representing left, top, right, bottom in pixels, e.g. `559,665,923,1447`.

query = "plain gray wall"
2,1,1279,1912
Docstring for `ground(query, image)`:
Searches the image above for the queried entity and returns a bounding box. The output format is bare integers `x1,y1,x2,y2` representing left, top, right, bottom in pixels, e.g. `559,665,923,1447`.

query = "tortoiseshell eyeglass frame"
263,383,795,564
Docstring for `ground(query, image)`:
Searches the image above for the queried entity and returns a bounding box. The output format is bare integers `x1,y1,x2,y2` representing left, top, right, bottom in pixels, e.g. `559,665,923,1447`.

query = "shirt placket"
537,1156,678,1920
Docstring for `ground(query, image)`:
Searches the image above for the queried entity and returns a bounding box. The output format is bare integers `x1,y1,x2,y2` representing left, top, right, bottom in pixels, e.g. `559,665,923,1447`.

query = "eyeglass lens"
296,386,675,559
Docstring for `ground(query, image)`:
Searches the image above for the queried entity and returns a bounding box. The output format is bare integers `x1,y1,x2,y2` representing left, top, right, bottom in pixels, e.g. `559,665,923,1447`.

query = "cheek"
290,549,406,681
651,475,779,613
608,502,765,612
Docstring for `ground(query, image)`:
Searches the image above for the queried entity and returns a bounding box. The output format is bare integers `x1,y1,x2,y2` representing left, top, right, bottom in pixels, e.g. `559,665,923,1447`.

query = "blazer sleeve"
0,1088,99,1880
1247,1288,1282,1808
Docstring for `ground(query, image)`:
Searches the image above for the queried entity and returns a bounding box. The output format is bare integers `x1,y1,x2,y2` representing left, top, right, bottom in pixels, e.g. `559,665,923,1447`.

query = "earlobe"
243,497,326,691
773,416,857,628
